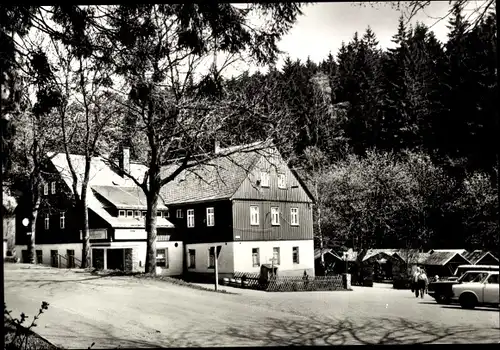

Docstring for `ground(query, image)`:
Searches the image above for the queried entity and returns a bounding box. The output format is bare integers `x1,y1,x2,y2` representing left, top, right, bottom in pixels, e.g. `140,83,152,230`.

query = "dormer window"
260,171,270,187
51,181,56,194
157,211,163,218
176,209,183,218
43,183,49,195
127,210,133,217
278,173,287,189
119,210,126,218
165,210,170,218
135,210,141,218
142,211,147,217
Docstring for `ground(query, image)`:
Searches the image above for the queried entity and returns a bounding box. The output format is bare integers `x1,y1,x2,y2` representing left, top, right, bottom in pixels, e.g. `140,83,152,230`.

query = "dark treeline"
225,6,498,252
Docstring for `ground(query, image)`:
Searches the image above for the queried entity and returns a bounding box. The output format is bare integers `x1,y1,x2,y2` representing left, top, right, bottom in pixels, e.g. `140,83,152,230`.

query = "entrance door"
107,249,124,271
50,250,59,267
92,249,104,270
67,250,75,268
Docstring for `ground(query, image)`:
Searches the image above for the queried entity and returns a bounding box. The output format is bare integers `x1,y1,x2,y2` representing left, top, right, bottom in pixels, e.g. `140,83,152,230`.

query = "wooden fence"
229,272,346,292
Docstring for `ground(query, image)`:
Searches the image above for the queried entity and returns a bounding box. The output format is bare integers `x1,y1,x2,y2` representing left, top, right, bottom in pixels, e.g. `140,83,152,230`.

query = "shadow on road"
221,315,499,345
439,305,499,312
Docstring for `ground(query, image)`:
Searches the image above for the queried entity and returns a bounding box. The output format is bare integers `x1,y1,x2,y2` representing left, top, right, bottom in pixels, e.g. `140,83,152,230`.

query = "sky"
225,1,490,77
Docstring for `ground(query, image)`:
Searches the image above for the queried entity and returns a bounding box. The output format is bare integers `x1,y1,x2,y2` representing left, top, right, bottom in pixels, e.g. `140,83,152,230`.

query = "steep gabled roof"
463,250,499,265
92,186,168,210
48,152,173,228
422,251,471,266
314,248,342,260
159,143,273,205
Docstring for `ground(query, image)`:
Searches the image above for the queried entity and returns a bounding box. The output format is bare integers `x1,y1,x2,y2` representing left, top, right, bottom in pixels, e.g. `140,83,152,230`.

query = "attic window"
119,210,125,218
135,210,141,218
127,210,133,217
278,173,287,189
165,210,170,218
157,211,163,218
260,171,270,187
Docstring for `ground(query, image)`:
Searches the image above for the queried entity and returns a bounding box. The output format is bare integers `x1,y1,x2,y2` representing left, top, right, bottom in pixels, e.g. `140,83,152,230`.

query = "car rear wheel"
459,293,477,309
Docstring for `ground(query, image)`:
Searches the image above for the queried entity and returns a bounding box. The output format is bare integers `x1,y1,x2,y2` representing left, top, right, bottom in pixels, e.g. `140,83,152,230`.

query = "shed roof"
92,186,168,210
463,250,499,265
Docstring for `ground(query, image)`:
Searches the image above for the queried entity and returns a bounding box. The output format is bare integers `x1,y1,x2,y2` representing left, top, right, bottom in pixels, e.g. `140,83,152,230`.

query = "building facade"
162,143,316,280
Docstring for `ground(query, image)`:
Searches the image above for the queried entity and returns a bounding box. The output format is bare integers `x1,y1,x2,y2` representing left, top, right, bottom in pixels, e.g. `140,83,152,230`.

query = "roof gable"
231,150,314,203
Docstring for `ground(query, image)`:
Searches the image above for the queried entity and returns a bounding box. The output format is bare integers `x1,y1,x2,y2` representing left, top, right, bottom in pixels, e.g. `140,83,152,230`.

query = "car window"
460,272,479,282
472,273,488,283
487,274,499,284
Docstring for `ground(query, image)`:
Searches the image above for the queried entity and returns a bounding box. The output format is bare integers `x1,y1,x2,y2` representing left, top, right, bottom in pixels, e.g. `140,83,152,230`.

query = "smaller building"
314,248,344,275
418,251,471,277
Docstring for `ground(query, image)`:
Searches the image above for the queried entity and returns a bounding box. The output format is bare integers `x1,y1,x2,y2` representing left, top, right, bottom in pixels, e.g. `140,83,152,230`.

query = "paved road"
4,264,499,348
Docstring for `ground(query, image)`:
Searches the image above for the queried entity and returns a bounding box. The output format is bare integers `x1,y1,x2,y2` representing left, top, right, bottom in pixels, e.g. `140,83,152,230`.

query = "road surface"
4,264,499,348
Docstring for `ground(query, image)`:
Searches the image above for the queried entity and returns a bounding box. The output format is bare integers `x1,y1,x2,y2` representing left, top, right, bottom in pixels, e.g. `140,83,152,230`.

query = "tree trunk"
145,191,159,274
27,195,41,264
80,191,90,269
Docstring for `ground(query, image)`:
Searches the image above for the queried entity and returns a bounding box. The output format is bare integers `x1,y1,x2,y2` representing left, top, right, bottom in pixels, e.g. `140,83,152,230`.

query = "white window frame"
290,208,299,226
250,206,259,226
127,210,133,218
176,209,183,218
119,210,126,218
252,248,260,267
156,248,168,268
260,171,270,187
157,211,163,218
135,210,141,218
44,214,49,230
187,209,195,228
165,210,170,218
142,211,147,217
206,207,214,227
273,247,280,265
60,212,65,229
43,183,48,196
278,173,287,189
293,246,300,264
51,181,56,194
271,207,280,226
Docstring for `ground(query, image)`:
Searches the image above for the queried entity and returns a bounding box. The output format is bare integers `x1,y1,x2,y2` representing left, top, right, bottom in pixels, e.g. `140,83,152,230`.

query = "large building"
15,149,183,276
162,142,316,279
15,142,315,279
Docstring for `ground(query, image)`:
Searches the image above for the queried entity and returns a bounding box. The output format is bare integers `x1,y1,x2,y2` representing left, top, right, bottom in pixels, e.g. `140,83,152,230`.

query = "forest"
1,4,497,271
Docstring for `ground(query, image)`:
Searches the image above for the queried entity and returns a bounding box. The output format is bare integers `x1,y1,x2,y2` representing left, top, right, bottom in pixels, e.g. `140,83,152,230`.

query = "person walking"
417,268,428,299
412,267,421,298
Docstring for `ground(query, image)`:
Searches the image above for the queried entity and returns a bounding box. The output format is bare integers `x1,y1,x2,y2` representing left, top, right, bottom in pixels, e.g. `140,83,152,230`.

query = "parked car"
451,271,499,309
453,265,499,278
428,271,491,304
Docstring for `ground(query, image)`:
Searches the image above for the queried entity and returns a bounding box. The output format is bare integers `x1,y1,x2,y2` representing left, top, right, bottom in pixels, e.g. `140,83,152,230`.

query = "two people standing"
412,267,428,298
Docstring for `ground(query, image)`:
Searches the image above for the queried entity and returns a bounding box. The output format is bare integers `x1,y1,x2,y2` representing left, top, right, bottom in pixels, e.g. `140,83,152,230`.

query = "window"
142,211,147,217
187,209,195,228
208,247,215,268
44,214,50,230
487,274,499,284
36,250,43,264
278,173,287,189
188,249,196,268
165,210,170,218
156,248,168,268
157,211,162,218
290,208,299,226
43,183,48,195
260,171,270,187
127,210,133,218
67,250,75,268
135,210,141,218
51,181,56,194
271,207,280,226
293,246,300,264
250,206,259,226
206,207,214,227
60,212,65,229
176,209,183,218
252,248,260,267
119,210,126,218
273,247,280,265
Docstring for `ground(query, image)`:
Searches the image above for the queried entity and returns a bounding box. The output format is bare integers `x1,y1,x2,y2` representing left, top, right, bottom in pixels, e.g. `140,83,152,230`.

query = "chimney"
214,140,221,154
119,146,130,176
